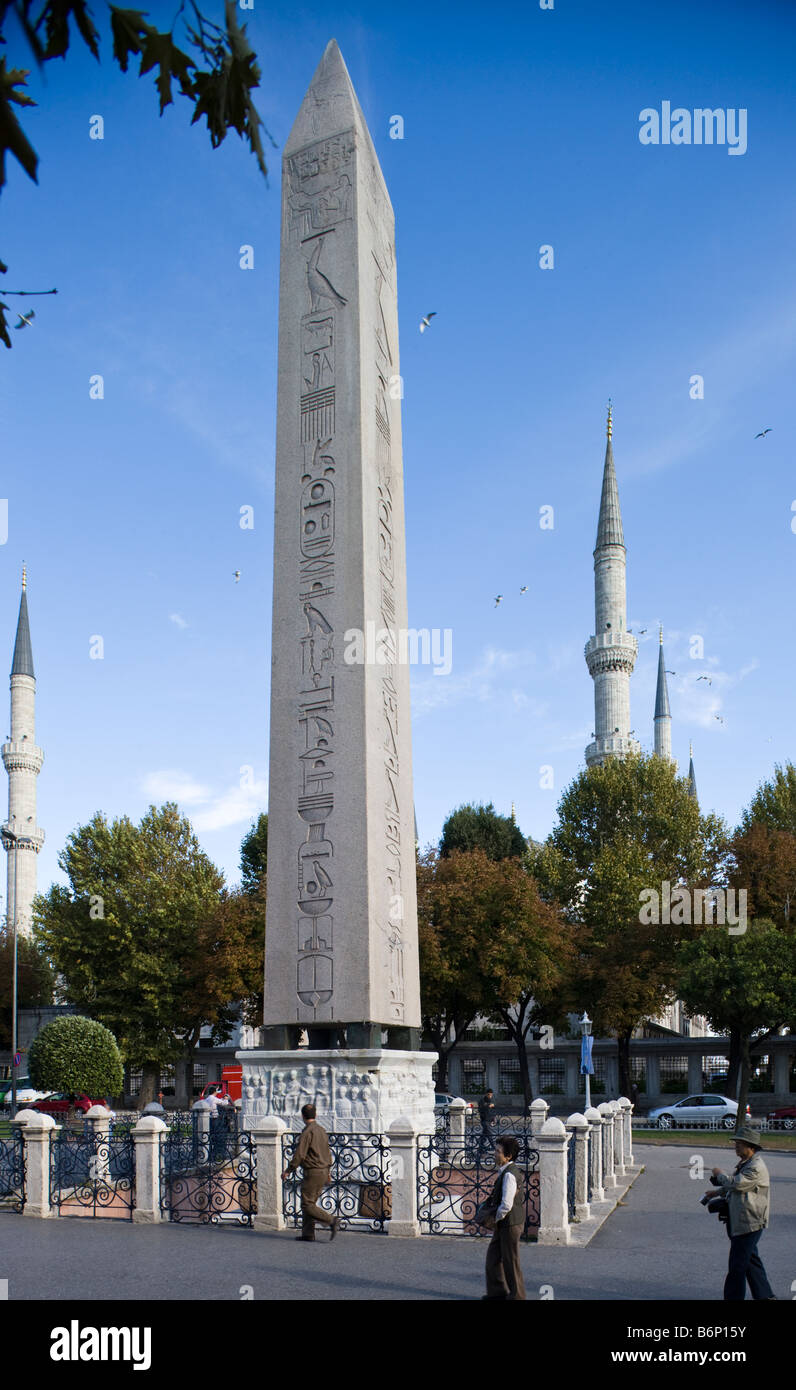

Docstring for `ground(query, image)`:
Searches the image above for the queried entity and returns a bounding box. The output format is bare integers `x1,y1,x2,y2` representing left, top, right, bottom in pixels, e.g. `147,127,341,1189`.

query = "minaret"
653,627,673,760
585,406,641,766
687,742,698,801
2,567,45,936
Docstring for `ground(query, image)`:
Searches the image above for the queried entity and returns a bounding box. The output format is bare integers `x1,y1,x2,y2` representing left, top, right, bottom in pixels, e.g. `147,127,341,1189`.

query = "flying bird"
520,586,528,594
697,675,712,685
665,670,676,676
494,595,503,607
754,428,772,439
15,309,35,329
638,628,648,635
233,570,241,583
714,715,725,724
419,312,437,333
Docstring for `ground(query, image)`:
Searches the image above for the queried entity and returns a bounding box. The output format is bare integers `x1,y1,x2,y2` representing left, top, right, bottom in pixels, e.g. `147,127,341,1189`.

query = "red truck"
200,1065,242,1103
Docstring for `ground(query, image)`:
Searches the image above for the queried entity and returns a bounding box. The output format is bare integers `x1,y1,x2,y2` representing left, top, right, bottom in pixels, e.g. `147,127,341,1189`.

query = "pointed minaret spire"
687,742,698,802
585,407,640,766
2,568,45,936
654,626,673,760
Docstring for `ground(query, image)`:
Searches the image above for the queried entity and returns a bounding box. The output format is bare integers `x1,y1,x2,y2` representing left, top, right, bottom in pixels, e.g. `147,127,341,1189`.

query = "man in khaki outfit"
705,1126,775,1300
282,1103,339,1242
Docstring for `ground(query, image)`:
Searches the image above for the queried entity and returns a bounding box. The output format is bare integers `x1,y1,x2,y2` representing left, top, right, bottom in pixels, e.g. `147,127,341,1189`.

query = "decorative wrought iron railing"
0,1125,25,1211
416,1134,540,1238
281,1131,391,1233
49,1123,135,1219
160,1117,255,1224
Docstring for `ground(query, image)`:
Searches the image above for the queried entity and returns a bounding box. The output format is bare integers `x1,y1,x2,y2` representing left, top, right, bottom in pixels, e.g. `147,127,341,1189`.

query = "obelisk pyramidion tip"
284,40,365,156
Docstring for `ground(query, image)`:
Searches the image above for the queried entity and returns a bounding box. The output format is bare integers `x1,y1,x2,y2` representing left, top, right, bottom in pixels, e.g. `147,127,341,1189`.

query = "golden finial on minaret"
690,741,694,758
659,625,663,645
21,563,26,592
510,801,516,822
606,399,613,439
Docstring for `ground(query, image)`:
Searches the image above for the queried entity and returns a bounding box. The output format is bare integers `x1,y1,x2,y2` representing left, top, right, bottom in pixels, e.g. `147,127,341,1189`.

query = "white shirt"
495,1166,517,1221
205,1092,219,1114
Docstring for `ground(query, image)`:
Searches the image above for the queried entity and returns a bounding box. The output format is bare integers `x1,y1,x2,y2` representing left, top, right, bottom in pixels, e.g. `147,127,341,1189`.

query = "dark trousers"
479,1122,494,1152
724,1228,774,1300
300,1167,334,1239
485,1220,526,1300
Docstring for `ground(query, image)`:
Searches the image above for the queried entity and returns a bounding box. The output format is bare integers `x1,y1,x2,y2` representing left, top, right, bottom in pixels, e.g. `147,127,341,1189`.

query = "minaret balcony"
1,740,44,774
584,630,638,677
1,820,44,851
585,735,642,766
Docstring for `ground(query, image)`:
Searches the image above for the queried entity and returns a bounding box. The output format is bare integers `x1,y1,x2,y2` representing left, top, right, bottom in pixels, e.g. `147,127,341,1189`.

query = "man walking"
482,1136,526,1300
704,1126,775,1300
478,1087,496,1154
282,1103,339,1242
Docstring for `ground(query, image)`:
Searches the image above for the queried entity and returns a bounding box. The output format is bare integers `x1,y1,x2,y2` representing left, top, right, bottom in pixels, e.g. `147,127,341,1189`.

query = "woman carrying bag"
479,1136,527,1301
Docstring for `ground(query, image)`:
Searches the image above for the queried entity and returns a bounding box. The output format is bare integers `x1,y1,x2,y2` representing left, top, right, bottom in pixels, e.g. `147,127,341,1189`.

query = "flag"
580,1033,594,1075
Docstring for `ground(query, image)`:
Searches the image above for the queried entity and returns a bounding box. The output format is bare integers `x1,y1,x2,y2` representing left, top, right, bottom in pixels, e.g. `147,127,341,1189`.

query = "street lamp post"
580,1011,593,1112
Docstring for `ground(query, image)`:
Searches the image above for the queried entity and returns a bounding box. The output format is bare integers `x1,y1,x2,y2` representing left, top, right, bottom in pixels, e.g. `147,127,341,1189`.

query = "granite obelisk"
239,41,434,1135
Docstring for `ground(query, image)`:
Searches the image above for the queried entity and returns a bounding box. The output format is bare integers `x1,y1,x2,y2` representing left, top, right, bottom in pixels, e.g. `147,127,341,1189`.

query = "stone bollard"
447,1098,466,1148
15,1110,56,1218
598,1102,617,1189
133,1116,167,1223
252,1116,287,1231
565,1112,590,1220
536,1116,570,1245
584,1107,604,1202
84,1105,112,1182
618,1096,634,1167
388,1116,423,1237
610,1099,625,1177
192,1099,211,1162
529,1097,549,1137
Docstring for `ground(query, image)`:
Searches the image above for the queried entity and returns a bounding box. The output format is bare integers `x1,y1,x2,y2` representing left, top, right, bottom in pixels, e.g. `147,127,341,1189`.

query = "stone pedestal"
238,1048,436,1134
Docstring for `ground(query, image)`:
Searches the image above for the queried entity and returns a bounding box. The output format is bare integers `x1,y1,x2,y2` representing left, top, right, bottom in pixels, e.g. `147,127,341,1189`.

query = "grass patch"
634,1130,796,1152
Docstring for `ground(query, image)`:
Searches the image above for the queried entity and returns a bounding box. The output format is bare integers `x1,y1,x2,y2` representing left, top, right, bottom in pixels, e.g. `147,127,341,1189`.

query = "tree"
33,803,260,1106
420,847,572,1107
240,812,267,894
28,1013,123,1098
416,849,483,1093
678,921,796,1121
538,753,730,1097
0,0,273,346
0,928,53,1050
738,763,796,836
440,802,527,861
730,823,796,930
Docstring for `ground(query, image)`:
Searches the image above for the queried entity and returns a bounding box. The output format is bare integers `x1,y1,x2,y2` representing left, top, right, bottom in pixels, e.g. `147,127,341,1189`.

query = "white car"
434,1093,474,1114
647,1094,749,1130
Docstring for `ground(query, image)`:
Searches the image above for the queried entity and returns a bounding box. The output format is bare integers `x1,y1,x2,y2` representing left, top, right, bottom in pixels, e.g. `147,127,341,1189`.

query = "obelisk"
239,41,435,1136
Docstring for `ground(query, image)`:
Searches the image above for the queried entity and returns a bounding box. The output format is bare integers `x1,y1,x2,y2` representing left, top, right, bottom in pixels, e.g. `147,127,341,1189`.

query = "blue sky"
2,0,795,901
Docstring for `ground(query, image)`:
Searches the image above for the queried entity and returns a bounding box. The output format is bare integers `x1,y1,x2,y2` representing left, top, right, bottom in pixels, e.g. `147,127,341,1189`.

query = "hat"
733,1126,763,1150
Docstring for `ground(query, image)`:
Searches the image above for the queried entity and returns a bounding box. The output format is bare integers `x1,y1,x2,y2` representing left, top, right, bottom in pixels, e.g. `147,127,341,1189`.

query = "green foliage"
0,930,54,1049
240,812,267,894
0,0,273,347
678,920,796,1038
439,802,527,861
28,1014,123,1097
739,763,796,836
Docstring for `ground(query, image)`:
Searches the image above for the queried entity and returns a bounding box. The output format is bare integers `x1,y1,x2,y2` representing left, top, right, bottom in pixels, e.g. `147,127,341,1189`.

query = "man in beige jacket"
282,1103,339,1242
705,1126,775,1300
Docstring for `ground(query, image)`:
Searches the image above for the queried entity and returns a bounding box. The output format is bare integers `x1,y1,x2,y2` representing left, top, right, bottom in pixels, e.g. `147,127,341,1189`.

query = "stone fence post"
598,1103,616,1189
584,1107,604,1202
536,1116,570,1245
619,1097,634,1166
192,1099,211,1160
565,1112,590,1220
14,1109,56,1218
611,1099,625,1177
132,1116,167,1223
529,1097,549,1136
388,1116,423,1237
252,1116,287,1231
447,1098,466,1147
84,1105,112,1181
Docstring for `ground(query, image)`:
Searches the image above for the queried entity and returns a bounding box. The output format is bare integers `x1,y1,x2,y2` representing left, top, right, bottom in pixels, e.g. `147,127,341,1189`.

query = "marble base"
236,1048,436,1134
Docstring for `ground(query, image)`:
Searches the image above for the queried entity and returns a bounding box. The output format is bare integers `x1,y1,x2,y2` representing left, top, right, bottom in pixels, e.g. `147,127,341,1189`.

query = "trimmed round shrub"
28,1015,123,1098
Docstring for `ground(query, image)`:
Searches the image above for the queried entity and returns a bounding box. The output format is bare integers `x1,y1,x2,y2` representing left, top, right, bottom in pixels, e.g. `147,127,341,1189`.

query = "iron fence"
160,1117,255,1224
281,1132,391,1233
50,1123,135,1219
0,1125,25,1212
416,1133,540,1238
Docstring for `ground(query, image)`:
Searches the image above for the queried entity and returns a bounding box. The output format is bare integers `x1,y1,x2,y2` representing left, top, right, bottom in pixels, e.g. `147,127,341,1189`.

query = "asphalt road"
2,1143,794,1301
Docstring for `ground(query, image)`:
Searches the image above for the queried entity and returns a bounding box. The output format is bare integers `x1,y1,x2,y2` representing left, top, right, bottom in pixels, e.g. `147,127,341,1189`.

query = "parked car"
0,1078,52,1108
768,1105,796,1131
647,1094,750,1130
29,1092,110,1117
434,1093,474,1114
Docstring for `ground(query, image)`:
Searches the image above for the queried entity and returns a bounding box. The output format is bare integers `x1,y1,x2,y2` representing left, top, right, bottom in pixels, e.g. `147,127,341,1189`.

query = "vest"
490,1161,525,1227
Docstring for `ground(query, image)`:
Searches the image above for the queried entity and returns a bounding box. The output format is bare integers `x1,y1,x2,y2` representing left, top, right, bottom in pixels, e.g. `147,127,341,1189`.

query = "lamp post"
580,1011,593,1111
3,819,33,1117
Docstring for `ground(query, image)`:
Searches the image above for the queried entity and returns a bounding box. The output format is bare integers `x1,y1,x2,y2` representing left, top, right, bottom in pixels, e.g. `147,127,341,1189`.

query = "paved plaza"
3,1145,794,1301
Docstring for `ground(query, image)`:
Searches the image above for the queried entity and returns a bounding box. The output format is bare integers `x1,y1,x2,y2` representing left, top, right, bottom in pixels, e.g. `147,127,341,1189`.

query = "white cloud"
142,770,211,804
140,769,268,833
169,613,188,629
411,645,541,716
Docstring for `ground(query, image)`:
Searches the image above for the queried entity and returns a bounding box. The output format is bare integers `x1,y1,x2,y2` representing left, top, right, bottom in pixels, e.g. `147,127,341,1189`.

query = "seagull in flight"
494,595,503,608
665,670,676,676
754,428,772,439
638,628,648,635
419,312,437,333
233,570,241,583
714,714,725,724
697,675,712,685
15,309,35,329
520,586,528,594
